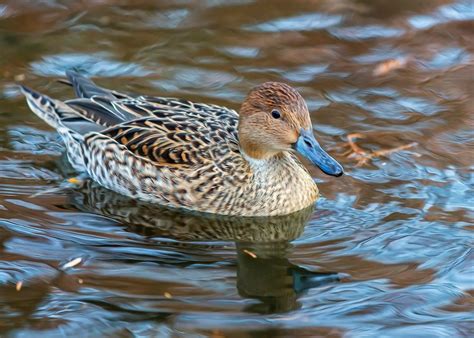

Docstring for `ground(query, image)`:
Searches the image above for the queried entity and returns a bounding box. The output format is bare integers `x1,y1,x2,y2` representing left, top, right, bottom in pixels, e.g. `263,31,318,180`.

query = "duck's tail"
19,85,75,130
19,85,87,171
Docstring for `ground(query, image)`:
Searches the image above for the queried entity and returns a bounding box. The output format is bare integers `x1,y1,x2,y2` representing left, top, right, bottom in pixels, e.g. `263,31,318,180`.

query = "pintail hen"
20,71,343,216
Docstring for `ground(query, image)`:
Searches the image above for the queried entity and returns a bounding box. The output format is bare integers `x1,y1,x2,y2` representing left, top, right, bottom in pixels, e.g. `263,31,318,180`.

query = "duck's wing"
86,106,240,168
62,71,240,136
61,71,241,166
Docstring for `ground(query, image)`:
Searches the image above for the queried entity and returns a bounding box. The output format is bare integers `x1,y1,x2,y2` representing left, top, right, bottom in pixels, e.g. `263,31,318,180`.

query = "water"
0,0,473,336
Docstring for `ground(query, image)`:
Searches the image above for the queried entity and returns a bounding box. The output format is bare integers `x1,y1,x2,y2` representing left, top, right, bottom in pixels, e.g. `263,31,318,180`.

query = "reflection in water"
237,242,341,314
70,182,341,314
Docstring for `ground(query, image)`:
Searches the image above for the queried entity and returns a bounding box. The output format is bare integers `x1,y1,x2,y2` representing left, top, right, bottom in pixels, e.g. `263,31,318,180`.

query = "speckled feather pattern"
20,72,319,216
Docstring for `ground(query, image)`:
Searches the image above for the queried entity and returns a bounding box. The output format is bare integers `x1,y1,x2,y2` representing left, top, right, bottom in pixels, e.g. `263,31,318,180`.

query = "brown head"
238,82,343,177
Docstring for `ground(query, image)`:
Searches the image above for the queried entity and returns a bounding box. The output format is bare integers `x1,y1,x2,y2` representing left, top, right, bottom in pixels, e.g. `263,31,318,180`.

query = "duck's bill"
294,129,344,177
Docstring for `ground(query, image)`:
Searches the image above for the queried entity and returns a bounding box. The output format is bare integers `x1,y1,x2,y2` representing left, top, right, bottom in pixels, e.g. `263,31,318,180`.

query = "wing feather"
62,72,241,167
96,109,240,168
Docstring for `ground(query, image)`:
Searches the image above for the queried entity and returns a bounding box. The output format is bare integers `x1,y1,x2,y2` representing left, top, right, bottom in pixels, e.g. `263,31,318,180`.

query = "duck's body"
21,72,342,216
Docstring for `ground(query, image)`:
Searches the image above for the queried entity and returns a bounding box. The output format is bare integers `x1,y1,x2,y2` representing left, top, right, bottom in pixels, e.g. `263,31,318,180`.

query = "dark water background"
0,0,473,337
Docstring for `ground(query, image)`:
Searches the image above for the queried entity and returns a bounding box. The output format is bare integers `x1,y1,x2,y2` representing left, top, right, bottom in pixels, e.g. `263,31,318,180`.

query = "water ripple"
0,0,472,336
31,53,152,77
245,13,343,32
329,25,404,41
409,0,474,30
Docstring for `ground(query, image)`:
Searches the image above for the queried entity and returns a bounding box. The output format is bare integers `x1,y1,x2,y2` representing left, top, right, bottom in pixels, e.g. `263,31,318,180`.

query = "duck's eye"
271,110,281,119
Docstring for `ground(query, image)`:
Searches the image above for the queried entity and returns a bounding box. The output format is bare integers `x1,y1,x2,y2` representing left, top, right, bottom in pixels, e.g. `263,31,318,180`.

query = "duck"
20,71,343,217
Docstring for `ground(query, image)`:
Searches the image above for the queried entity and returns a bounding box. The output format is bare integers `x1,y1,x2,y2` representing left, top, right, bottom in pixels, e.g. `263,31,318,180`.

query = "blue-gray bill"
294,129,344,177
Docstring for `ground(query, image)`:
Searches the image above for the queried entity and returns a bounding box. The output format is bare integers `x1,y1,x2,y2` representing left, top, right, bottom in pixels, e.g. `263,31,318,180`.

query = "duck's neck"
241,150,305,182
240,150,319,214
239,139,279,160
240,149,283,168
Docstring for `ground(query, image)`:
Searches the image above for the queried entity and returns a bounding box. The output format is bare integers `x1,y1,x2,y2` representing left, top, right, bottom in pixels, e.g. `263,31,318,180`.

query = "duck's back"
96,97,241,169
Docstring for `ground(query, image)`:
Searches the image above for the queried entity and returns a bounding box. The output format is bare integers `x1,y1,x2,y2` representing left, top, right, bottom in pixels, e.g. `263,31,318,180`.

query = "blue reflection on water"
245,13,343,32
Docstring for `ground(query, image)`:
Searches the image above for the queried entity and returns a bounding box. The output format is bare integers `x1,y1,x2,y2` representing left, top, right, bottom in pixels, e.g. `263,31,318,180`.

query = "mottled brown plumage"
20,71,343,216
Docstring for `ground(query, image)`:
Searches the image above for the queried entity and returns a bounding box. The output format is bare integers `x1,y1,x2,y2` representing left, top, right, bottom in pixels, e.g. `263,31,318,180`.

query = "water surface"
0,0,473,337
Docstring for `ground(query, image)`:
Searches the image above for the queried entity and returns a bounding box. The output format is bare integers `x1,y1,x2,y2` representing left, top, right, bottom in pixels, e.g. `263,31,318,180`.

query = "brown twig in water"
339,133,418,167
372,142,418,157
346,133,368,156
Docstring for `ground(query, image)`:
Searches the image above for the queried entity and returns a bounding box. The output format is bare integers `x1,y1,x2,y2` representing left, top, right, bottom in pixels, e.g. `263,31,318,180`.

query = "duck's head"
239,82,343,177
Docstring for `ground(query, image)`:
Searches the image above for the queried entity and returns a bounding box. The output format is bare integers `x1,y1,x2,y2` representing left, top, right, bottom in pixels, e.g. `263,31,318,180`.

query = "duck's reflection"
236,242,340,313
69,181,341,313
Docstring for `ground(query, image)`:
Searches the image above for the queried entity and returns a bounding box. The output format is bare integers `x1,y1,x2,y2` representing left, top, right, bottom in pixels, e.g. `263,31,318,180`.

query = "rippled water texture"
1,1,473,337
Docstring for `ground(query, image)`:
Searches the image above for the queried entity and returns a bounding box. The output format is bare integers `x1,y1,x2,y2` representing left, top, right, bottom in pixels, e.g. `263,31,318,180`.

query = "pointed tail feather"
20,85,65,129
20,85,87,171
66,70,115,99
